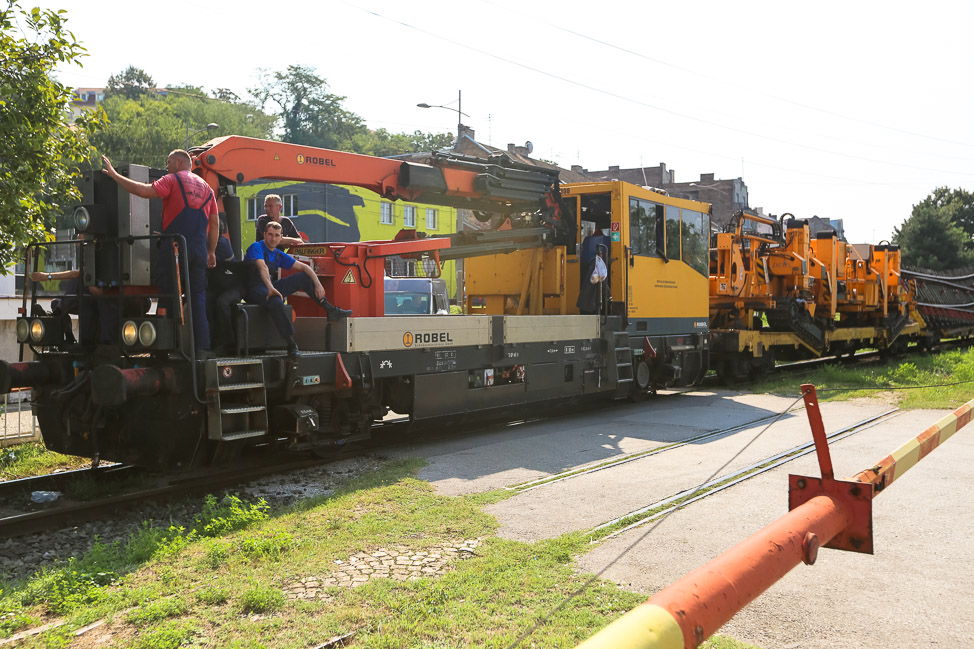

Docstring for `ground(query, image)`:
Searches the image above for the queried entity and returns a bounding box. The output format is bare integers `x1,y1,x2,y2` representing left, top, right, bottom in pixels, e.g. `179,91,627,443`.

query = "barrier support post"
788,384,874,554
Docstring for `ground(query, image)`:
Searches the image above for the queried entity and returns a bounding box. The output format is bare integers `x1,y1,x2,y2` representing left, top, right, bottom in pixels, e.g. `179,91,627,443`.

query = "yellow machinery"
710,213,828,350
465,181,712,387
710,215,919,381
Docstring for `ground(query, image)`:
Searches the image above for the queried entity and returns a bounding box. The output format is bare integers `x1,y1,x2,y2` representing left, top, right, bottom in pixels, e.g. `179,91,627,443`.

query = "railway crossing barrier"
576,384,973,649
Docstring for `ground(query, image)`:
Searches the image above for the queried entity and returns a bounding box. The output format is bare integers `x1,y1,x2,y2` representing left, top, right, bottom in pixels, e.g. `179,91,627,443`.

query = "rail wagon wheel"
310,399,346,458
629,358,652,402
716,354,749,385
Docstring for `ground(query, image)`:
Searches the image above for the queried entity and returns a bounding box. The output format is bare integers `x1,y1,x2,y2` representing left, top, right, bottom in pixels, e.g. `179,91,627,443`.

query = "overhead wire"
343,1,974,177
477,0,974,152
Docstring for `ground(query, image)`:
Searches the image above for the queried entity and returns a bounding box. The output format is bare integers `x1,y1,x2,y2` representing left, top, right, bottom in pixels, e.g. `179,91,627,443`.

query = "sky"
35,0,974,244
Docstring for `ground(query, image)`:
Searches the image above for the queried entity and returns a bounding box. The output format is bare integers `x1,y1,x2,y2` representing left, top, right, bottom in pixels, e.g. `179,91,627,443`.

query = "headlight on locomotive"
30,319,45,343
73,206,90,232
122,320,139,346
16,318,30,343
138,321,157,347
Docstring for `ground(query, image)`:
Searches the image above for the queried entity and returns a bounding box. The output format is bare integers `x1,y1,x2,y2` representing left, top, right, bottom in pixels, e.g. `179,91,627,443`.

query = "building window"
426,208,437,230
380,202,393,225
246,198,258,221
281,194,298,217
404,205,416,228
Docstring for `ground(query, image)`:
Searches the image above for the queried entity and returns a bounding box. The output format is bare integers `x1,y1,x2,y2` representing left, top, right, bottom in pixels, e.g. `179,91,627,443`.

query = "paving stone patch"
284,539,481,600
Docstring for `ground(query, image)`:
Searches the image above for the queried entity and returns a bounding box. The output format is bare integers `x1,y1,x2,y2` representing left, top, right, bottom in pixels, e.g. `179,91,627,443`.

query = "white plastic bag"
589,256,607,284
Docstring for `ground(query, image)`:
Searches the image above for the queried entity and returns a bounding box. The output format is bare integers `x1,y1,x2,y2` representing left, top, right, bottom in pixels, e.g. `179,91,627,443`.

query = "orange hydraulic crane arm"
190,135,566,219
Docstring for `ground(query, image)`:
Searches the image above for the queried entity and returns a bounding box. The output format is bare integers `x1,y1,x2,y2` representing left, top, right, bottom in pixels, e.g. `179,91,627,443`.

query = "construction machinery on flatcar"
0,138,711,469
706,210,963,383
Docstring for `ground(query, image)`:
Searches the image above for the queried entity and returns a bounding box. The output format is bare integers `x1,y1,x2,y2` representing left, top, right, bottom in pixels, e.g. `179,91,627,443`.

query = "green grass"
0,442,89,480
0,456,763,648
749,345,974,409
239,585,286,614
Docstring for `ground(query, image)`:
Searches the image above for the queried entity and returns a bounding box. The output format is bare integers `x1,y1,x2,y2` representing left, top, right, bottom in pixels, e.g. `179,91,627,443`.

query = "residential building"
69,87,105,120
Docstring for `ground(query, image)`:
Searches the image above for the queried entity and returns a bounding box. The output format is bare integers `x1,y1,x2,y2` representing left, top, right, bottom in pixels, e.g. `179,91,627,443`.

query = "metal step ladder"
204,358,268,441
612,331,634,388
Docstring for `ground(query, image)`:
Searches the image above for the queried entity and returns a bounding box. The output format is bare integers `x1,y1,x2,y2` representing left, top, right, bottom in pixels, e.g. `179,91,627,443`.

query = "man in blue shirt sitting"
244,221,352,356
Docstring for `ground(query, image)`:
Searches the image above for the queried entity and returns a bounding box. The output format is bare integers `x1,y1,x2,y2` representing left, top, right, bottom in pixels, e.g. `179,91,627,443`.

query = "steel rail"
509,411,800,494
0,453,350,539
0,464,134,500
588,408,900,540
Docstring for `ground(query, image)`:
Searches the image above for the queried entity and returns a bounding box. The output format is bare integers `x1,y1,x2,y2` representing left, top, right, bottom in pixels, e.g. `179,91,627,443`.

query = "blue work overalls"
158,173,212,350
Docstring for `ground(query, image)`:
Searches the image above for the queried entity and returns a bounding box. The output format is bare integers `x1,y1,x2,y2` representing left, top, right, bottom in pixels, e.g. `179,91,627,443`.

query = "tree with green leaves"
249,65,454,156
909,187,974,252
250,65,366,150
352,128,456,157
893,189,974,270
92,78,276,168
0,1,105,271
105,65,154,100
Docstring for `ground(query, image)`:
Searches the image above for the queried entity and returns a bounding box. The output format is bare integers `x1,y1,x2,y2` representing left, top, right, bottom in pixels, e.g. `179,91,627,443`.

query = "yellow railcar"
466,180,711,387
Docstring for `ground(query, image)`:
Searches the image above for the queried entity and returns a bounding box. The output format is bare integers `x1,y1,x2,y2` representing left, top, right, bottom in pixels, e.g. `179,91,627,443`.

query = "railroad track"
0,453,360,538
508,410,800,495
0,402,604,539
585,408,902,540
0,463,136,501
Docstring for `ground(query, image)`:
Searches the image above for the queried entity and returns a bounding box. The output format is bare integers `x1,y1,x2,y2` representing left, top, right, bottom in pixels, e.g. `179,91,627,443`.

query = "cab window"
629,197,663,257
665,204,681,260
681,209,709,276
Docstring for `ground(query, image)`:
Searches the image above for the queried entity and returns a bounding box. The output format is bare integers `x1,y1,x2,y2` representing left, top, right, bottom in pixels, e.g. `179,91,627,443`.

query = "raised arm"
101,155,159,199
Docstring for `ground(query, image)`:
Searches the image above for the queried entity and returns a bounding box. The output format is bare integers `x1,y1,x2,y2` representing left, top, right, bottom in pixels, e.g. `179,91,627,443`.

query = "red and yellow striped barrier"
577,387,974,649
852,400,974,491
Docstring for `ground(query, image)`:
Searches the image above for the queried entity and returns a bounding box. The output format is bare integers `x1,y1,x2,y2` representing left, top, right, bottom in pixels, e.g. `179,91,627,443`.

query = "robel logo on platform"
402,331,454,347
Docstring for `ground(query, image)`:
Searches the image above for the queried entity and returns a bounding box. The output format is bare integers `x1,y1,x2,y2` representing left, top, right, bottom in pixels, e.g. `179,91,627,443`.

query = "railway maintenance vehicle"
1,137,709,469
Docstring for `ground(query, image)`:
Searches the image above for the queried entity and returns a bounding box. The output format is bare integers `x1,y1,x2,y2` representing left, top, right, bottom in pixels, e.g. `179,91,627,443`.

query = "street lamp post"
185,122,219,150
417,91,470,310
417,90,468,152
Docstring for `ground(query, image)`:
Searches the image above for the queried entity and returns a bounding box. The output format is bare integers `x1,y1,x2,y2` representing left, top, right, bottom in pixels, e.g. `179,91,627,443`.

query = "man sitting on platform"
244,221,352,357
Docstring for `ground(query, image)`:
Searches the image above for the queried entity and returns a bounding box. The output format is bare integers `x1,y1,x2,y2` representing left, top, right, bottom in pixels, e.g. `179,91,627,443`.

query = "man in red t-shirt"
101,150,218,351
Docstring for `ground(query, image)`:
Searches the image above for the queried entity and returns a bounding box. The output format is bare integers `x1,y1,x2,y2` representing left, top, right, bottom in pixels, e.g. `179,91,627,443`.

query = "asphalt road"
387,389,974,649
